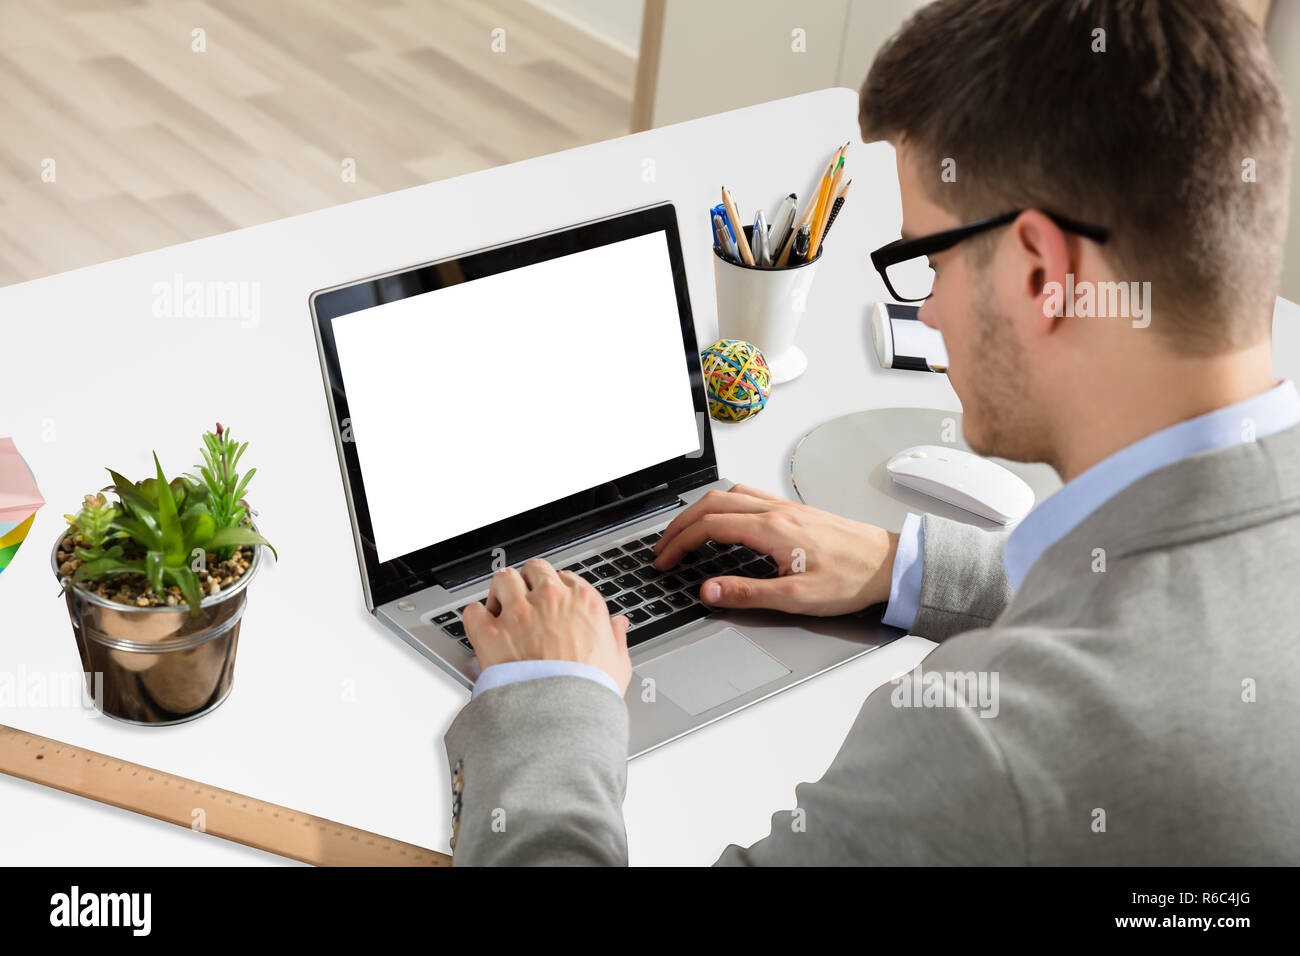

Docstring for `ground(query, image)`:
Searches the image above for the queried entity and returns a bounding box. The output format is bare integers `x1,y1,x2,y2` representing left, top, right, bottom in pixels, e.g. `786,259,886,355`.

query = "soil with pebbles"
57,535,254,607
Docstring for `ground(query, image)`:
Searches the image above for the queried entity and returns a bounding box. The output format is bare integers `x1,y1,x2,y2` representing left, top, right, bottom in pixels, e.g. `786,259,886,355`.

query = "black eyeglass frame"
870,210,1110,302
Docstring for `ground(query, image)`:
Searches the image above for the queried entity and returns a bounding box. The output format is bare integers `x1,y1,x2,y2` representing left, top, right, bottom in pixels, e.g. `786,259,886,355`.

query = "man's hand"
462,559,633,694
653,483,900,616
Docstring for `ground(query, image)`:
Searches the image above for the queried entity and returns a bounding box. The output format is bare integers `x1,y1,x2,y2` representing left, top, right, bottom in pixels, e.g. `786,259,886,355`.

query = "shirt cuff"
882,512,924,632
471,659,623,700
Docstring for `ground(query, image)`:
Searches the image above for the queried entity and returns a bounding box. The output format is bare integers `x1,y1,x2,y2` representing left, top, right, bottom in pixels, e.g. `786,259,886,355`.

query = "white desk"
3,87,1297,866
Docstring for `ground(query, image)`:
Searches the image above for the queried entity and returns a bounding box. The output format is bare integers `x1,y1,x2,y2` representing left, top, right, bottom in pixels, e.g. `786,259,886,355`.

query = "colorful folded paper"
0,438,44,575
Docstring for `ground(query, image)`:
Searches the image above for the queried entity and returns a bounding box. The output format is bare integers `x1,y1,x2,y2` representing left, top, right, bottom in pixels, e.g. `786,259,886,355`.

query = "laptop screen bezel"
310,202,718,609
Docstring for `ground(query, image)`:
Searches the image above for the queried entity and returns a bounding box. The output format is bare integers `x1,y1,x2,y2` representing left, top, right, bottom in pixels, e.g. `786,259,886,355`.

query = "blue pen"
714,213,740,263
711,202,737,242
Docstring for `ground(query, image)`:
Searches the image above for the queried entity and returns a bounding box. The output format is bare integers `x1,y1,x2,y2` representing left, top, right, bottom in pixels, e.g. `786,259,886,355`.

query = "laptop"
309,201,901,756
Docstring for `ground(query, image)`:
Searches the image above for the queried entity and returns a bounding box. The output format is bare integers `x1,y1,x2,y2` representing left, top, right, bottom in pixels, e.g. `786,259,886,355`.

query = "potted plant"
52,424,275,725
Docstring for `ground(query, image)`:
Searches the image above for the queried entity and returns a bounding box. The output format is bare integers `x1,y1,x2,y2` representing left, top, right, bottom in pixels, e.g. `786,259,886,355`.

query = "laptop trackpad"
636,627,791,716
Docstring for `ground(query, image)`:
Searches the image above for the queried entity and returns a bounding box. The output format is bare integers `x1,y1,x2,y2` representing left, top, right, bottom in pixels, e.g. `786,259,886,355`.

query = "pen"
711,202,736,243
752,209,771,267
714,212,740,263
769,193,797,260
715,203,741,258
793,222,811,261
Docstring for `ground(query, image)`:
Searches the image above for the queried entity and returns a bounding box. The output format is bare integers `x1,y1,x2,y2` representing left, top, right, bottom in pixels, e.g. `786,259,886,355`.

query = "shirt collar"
1003,379,1300,589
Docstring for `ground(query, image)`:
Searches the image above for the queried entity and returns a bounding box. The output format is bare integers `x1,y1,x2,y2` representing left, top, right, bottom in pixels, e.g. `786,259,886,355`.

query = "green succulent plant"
189,422,255,561
63,492,123,563
66,443,275,617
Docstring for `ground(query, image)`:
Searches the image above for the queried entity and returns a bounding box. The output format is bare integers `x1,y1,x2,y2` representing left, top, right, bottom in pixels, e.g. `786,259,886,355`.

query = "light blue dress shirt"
472,658,622,699
882,379,1300,631
883,511,927,631
473,380,1300,695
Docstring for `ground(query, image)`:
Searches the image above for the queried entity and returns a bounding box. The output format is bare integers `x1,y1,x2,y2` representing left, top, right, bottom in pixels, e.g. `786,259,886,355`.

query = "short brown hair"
860,0,1291,354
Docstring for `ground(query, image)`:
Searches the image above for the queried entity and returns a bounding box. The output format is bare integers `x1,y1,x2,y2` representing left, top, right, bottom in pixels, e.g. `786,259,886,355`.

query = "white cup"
712,225,821,384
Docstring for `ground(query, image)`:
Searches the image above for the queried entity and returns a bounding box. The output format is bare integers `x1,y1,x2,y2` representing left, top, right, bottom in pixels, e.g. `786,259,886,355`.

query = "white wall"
837,0,933,96
648,0,928,128
530,0,644,56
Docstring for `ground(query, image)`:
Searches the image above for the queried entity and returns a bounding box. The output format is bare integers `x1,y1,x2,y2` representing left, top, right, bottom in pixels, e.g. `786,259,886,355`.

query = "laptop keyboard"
431,530,780,654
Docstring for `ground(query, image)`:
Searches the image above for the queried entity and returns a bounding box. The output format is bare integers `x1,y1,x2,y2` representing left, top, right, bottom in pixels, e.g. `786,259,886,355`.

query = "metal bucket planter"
51,535,262,725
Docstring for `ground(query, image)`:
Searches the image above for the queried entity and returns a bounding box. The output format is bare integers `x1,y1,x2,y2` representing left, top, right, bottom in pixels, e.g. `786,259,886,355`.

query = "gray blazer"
443,424,1300,864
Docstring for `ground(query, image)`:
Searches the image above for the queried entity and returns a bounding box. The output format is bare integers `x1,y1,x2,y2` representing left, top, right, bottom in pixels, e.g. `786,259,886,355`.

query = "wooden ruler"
0,724,451,867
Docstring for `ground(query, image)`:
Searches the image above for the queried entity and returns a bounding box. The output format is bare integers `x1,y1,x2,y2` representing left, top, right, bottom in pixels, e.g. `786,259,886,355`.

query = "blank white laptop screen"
330,230,701,563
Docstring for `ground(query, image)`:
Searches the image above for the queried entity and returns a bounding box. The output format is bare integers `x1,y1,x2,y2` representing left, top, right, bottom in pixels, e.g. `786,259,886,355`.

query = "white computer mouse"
885,444,1035,525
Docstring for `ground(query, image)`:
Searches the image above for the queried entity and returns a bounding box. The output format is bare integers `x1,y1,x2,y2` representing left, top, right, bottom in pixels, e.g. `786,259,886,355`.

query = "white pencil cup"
712,225,821,384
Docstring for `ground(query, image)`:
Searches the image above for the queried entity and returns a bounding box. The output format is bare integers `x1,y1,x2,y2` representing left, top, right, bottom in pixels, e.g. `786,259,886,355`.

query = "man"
446,0,1299,864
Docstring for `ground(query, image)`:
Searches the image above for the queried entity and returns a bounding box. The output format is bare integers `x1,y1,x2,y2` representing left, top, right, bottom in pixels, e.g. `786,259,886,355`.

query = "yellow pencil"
809,147,847,260
799,144,844,262
721,186,755,266
775,157,832,267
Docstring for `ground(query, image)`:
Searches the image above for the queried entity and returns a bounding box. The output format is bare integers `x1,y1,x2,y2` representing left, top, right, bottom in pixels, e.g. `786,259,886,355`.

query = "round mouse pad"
789,407,1062,531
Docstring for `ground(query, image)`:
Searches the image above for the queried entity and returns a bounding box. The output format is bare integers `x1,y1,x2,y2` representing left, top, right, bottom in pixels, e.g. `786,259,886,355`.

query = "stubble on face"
960,268,1052,467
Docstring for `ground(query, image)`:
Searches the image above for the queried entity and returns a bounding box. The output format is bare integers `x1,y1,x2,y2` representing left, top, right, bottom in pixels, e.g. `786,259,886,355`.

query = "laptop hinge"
431,487,685,591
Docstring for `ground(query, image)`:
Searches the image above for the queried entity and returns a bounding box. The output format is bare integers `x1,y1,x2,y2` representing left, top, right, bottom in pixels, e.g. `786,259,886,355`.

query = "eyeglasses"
869,210,1110,302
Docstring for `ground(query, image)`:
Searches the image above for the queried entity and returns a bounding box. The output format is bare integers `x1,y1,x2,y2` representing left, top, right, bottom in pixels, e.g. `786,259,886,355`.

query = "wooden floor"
0,0,636,286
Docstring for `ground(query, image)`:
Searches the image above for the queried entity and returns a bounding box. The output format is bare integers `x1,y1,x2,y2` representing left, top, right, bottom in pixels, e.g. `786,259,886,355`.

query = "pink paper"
0,438,45,522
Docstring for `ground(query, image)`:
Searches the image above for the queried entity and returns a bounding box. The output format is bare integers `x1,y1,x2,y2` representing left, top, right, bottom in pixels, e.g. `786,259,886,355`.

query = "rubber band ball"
700,339,771,423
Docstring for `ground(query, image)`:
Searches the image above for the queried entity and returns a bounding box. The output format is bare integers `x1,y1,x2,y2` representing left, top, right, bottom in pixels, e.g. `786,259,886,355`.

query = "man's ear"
1011,210,1073,334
